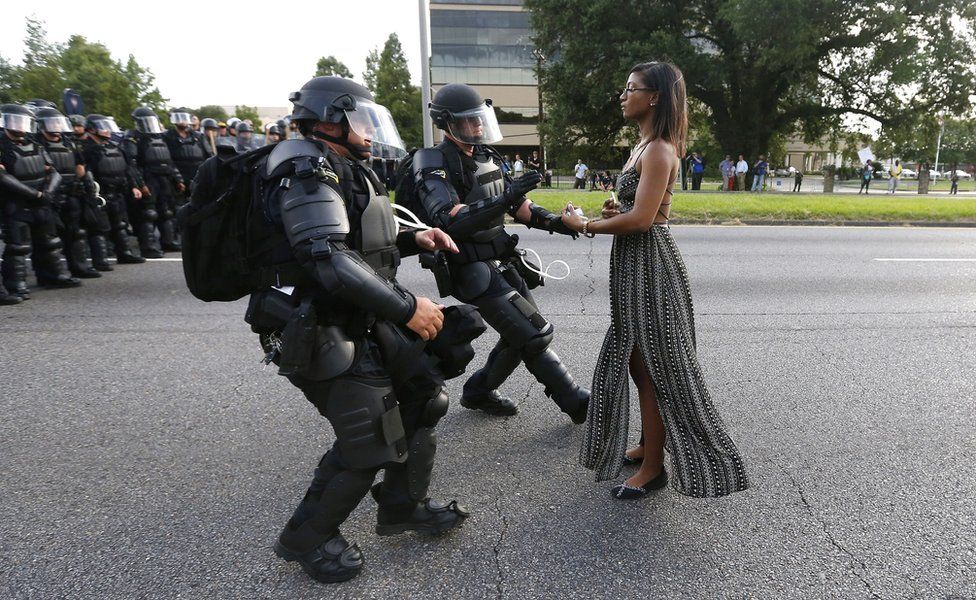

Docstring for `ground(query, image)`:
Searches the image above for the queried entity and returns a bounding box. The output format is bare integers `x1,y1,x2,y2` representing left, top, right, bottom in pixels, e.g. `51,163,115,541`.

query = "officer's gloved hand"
503,172,543,208
37,191,56,206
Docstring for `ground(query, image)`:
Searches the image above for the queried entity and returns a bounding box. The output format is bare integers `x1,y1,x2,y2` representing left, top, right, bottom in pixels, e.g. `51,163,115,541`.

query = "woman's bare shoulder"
637,140,678,173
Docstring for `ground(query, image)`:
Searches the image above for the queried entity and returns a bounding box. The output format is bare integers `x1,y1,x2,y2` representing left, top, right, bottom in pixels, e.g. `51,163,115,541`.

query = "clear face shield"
39,116,73,133
90,117,121,138
170,112,193,127
445,103,503,145
344,100,407,160
136,115,164,134
1,113,35,135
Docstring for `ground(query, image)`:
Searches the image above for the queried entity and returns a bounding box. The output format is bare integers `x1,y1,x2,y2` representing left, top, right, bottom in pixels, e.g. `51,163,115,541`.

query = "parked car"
942,169,972,179
900,168,918,179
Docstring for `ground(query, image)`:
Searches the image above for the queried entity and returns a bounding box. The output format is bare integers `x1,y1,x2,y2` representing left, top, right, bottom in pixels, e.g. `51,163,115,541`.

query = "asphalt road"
1,226,974,600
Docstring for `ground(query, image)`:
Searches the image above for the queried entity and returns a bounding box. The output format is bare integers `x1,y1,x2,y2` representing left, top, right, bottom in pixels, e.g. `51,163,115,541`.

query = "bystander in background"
888,160,902,194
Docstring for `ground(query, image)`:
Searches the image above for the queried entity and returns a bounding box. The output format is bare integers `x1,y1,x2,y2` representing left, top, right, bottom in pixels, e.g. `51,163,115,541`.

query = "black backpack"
177,144,279,302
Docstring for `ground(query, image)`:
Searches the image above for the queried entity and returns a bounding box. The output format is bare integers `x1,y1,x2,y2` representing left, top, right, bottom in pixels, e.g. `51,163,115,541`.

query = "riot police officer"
200,118,219,155
220,76,472,583
265,124,282,144
83,114,145,266
234,121,257,152
0,103,81,297
411,83,589,421
35,106,101,278
123,106,185,256
163,110,210,191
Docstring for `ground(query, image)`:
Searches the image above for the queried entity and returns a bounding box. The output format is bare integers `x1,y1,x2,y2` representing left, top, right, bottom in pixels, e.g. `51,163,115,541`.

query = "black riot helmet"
288,76,406,159
85,113,122,140
132,106,164,134
26,98,57,110
0,103,36,140
69,114,87,128
201,117,218,130
236,121,253,134
429,83,503,145
34,106,73,135
267,124,281,136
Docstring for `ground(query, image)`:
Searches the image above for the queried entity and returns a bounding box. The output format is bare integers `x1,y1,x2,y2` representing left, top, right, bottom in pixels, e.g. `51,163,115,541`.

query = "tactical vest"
170,132,207,177
359,174,400,281
464,150,507,229
6,140,48,191
41,138,78,187
90,141,128,190
139,134,176,175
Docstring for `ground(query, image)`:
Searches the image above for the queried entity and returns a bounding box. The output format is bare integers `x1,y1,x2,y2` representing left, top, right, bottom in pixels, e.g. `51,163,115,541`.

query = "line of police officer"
0,102,216,305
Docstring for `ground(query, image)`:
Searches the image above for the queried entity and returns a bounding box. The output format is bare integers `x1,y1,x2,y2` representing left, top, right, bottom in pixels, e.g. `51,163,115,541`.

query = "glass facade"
430,9,536,87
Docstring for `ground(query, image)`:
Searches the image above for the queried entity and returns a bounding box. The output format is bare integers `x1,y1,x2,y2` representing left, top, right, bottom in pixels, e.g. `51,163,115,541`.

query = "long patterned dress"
579,166,750,498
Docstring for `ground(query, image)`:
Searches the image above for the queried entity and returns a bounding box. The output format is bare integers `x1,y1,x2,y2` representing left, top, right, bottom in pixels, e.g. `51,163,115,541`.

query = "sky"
0,0,425,108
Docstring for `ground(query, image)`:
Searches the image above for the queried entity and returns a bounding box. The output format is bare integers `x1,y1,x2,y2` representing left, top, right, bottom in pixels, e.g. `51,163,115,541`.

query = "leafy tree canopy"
315,55,353,78
526,0,976,165
364,33,423,149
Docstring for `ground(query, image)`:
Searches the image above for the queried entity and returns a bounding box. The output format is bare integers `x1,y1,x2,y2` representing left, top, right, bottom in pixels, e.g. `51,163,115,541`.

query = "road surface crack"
782,467,881,599
491,494,510,599
580,237,596,314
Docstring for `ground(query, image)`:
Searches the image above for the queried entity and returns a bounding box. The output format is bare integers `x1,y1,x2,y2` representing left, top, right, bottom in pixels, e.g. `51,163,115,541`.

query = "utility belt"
448,228,518,266
146,165,177,176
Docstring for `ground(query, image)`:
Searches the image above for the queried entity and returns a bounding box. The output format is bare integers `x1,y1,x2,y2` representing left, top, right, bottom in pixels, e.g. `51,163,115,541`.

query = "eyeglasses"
622,87,653,95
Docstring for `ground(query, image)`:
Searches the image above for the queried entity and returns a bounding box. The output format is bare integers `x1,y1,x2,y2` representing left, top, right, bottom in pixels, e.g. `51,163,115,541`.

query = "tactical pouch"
277,297,318,376
419,250,454,298
512,250,544,290
245,289,298,334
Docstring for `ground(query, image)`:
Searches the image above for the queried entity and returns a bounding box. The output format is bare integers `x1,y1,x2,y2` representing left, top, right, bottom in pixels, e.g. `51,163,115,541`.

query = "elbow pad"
308,243,415,324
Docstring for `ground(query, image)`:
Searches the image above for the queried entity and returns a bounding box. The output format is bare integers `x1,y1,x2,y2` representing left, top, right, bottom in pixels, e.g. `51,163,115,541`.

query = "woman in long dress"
561,62,750,500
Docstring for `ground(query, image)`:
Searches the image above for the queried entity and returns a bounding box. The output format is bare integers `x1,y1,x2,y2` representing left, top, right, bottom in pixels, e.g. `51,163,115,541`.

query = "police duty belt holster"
277,297,317,377
419,250,454,298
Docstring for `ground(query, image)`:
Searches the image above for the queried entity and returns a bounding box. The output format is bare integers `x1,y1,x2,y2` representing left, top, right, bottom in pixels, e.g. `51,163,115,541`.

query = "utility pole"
418,0,433,147
934,114,945,181
535,50,546,171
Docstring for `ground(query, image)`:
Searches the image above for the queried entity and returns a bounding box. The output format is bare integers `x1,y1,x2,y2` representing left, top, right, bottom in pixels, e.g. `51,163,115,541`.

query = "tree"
234,105,263,131
363,33,423,149
194,105,230,121
525,0,976,164
315,55,353,78
0,18,167,129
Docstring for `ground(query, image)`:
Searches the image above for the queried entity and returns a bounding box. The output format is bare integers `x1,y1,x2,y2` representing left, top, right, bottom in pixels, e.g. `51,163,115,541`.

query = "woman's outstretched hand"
562,202,585,232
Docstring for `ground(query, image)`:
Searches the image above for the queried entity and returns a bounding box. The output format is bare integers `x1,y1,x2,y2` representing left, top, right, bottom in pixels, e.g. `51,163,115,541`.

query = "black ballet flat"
622,454,642,466
610,468,668,500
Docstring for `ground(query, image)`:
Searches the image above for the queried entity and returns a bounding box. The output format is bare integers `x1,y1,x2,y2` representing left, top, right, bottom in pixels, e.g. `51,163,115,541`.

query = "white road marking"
873,258,976,262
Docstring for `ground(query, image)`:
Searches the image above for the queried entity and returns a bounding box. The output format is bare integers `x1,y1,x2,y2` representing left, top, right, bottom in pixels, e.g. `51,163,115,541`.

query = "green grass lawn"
524,189,976,223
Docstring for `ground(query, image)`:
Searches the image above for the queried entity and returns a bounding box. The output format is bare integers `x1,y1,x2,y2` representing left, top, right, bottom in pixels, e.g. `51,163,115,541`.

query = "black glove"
502,172,542,208
36,191,57,206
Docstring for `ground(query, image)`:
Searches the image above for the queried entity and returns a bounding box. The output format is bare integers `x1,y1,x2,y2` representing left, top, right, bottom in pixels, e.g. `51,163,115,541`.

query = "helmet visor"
444,103,503,145
170,112,193,125
90,117,121,135
39,116,73,133
136,115,164,134
1,113,35,134
344,101,407,159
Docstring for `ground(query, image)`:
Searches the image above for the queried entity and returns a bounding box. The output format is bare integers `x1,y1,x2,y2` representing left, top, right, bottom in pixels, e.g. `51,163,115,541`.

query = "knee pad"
7,242,31,256
319,378,408,470
36,235,63,252
478,290,552,351
420,387,449,427
522,326,554,356
143,209,158,221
